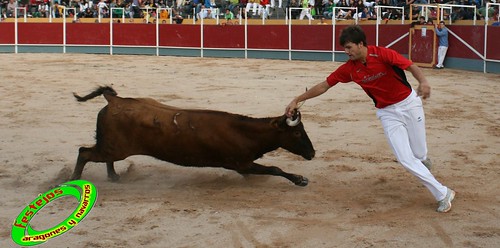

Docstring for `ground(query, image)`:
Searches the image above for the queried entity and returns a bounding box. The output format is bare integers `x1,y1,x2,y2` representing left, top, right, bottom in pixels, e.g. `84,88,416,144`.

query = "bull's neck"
246,118,282,155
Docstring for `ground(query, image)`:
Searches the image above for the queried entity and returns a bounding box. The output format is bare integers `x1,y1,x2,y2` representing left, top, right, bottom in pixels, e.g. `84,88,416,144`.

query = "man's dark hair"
339,25,367,47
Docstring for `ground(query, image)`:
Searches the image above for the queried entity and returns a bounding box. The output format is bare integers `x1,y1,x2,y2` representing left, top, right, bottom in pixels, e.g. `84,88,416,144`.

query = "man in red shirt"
285,25,455,213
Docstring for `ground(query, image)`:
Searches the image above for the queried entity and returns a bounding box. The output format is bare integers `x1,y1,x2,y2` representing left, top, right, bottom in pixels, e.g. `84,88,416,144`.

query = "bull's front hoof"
294,176,308,187
108,174,120,182
69,174,81,181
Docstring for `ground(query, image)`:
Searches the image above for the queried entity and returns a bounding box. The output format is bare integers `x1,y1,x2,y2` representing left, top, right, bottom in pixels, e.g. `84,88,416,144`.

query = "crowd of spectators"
0,0,498,22
319,0,498,21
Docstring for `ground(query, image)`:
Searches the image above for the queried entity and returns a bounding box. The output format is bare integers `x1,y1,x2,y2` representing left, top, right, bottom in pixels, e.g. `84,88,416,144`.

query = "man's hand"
417,82,431,99
285,99,298,118
407,64,431,99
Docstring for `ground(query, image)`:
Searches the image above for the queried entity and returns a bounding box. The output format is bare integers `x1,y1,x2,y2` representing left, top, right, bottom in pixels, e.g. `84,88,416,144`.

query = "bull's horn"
286,111,301,127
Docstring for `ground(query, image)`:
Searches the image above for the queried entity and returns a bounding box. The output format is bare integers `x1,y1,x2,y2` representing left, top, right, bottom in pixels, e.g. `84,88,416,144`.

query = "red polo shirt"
326,46,413,108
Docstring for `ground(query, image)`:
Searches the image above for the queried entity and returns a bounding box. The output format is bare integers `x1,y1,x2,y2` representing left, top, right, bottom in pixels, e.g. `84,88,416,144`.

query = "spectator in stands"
246,0,259,16
109,0,118,9
299,0,314,20
288,0,301,19
186,0,202,20
450,7,464,21
363,0,377,8
69,0,83,17
435,20,448,69
406,0,425,20
337,9,353,19
111,0,127,18
258,0,271,18
83,6,94,17
477,0,495,20
6,0,17,17
199,4,216,19
39,2,49,17
314,0,323,18
76,1,85,18
159,8,168,18
406,0,427,5
336,0,354,19
130,0,142,18
97,0,109,18
271,0,283,9
323,0,334,19
337,0,348,8
359,6,375,20
353,0,364,14
155,0,166,8
53,2,62,18
0,0,5,18
227,0,239,14
172,8,183,23
223,7,237,23
238,0,248,15
411,15,425,27
408,4,420,20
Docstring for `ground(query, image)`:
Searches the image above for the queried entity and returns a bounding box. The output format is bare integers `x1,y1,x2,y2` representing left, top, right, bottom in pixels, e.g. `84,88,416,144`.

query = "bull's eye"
293,131,301,137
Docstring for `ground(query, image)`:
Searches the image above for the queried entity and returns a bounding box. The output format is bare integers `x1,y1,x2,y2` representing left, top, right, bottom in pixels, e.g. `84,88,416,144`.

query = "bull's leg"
106,162,120,181
70,146,120,182
235,162,309,186
70,147,93,180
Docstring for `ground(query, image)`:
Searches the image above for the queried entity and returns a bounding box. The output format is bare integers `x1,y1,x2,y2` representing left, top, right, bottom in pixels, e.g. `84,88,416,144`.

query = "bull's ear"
271,115,288,130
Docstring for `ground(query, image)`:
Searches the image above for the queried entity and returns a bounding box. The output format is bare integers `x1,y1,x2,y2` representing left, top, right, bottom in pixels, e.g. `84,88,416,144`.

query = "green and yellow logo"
11,180,97,246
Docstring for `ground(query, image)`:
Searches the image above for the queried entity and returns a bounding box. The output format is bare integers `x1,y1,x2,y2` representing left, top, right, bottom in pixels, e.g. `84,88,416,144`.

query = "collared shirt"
435,27,449,47
326,45,413,108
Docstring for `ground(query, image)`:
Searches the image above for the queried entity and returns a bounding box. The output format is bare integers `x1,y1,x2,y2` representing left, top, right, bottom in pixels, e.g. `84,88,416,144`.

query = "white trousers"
436,46,448,67
246,3,258,15
270,0,282,8
299,8,313,20
258,5,270,18
376,90,448,201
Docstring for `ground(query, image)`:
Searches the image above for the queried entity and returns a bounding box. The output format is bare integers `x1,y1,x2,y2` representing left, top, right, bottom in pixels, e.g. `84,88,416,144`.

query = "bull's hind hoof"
294,176,309,187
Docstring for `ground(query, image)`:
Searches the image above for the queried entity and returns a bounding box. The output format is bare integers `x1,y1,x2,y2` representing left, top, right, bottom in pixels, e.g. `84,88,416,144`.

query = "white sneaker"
437,188,456,213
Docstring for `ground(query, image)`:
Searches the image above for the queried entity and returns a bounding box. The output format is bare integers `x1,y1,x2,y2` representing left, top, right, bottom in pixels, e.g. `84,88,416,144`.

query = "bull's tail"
73,86,118,102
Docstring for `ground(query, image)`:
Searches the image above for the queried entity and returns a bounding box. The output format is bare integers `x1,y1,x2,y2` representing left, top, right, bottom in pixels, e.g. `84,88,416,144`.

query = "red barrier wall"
291,25,333,51
486,26,500,60
0,23,14,44
113,23,156,46
18,23,63,44
247,25,288,49
159,25,200,47
377,25,410,53
448,25,485,60
67,23,110,45
203,25,245,48
1,23,498,66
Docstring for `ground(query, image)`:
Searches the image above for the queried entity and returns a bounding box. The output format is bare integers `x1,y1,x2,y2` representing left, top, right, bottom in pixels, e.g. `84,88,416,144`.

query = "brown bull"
70,86,315,186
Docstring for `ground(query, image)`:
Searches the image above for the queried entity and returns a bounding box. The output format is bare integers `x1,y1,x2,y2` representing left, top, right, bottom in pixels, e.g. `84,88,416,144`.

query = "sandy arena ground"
0,53,499,248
